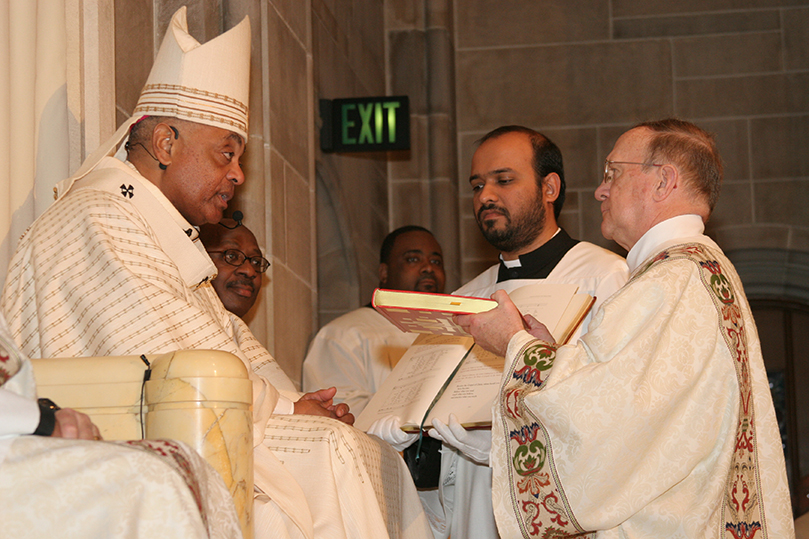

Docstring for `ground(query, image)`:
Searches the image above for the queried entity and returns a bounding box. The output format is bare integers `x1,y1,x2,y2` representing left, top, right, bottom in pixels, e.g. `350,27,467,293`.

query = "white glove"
366,415,418,451
428,414,491,465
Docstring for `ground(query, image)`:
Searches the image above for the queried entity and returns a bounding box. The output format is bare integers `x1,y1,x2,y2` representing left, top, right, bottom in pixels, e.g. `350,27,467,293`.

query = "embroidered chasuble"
2,157,431,539
491,238,793,538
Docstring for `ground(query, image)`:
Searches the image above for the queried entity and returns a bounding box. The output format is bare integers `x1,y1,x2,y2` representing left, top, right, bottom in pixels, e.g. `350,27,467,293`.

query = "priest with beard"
374,126,629,539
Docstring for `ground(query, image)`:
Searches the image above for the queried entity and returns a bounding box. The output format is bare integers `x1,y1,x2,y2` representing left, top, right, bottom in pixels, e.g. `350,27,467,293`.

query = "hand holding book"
357,283,593,433
453,289,555,357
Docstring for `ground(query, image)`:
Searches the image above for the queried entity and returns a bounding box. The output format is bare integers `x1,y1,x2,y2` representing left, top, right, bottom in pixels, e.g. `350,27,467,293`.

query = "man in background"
302,225,445,415
199,215,267,319
456,118,793,538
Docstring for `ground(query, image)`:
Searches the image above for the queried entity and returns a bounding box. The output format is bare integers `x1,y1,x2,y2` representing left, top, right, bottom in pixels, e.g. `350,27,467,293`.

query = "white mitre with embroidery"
55,6,250,199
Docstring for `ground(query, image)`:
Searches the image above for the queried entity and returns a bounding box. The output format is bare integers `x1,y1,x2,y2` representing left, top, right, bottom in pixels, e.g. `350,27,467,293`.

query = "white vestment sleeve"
303,326,376,412
0,389,38,438
302,308,416,415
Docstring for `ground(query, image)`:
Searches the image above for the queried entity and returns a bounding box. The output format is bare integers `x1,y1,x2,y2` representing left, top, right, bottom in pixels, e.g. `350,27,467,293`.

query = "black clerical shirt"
496,228,579,282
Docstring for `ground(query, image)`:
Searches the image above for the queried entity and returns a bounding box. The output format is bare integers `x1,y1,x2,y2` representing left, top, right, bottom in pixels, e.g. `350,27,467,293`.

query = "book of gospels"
356,283,594,432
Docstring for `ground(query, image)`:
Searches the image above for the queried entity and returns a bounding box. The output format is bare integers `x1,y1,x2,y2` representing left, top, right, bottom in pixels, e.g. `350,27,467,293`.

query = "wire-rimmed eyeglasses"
602,160,663,185
207,249,270,273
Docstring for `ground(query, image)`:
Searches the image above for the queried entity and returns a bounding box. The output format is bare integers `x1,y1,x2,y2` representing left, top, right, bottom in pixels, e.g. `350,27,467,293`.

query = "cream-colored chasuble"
491,242,793,538
2,157,431,539
0,435,244,539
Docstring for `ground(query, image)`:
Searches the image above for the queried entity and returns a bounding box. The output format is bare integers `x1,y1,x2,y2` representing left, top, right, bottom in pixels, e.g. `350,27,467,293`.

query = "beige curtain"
0,0,69,286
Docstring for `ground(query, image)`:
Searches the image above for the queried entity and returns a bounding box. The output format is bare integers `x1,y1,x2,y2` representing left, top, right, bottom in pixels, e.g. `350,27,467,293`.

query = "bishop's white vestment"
491,215,794,538
0,311,243,539
302,307,417,415
2,157,432,539
423,235,629,539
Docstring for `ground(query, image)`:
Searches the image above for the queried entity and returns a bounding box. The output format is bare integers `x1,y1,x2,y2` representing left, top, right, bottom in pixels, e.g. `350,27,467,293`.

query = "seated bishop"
1,7,431,539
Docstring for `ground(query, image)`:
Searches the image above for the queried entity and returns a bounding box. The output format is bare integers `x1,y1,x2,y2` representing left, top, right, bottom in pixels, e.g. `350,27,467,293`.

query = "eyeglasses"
207,249,270,273
602,160,663,185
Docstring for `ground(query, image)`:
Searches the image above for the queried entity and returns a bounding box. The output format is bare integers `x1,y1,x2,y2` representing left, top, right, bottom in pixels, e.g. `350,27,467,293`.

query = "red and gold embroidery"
498,242,766,537
0,339,21,386
638,244,766,538
496,336,585,536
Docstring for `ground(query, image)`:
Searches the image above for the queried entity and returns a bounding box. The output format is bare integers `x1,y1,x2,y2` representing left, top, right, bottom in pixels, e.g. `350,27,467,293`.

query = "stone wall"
386,0,462,291
452,0,809,281
313,0,389,327
248,1,316,388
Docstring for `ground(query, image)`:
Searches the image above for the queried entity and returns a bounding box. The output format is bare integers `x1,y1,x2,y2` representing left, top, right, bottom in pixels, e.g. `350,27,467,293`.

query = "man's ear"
542,173,561,203
653,164,678,202
152,123,176,168
378,263,389,286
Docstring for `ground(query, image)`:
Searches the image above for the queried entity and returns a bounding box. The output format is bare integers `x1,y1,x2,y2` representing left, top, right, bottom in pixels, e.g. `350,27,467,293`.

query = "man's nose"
477,182,498,204
236,259,257,277
229,162,245,186
595,182,608,201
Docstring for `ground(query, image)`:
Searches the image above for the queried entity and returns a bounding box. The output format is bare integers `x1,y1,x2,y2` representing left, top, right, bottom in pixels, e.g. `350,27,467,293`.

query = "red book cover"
371,288,497,336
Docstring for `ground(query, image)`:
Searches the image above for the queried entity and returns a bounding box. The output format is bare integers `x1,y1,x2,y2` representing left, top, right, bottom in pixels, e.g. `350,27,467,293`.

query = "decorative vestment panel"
491,242,793,539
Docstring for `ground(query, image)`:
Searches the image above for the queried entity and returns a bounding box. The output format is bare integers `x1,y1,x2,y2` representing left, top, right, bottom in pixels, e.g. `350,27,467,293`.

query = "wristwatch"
34,398,61,436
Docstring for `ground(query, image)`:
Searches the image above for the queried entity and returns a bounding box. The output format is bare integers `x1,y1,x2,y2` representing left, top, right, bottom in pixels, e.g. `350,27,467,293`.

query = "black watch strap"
34,398,61,436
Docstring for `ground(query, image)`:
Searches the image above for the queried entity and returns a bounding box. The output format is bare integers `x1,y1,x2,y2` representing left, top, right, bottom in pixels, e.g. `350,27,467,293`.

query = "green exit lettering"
341,101,401,145
341,104,357,145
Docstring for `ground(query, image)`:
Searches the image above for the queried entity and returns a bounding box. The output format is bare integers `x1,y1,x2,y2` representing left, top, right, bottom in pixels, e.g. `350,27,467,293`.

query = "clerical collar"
496,228,579,282
626,214,706,273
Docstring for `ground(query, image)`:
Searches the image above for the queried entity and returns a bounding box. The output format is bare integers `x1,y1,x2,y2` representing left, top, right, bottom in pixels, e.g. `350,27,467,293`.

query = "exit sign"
320,96,410,152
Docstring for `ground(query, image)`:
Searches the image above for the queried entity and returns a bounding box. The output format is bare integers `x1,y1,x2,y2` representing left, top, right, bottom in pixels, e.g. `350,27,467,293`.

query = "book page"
355,334,475,431
426,345,504,428
553,294,596,344
506,283,579,336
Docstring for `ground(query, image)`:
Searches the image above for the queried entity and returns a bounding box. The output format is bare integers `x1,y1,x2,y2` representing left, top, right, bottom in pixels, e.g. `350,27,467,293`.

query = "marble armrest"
31,350,254,539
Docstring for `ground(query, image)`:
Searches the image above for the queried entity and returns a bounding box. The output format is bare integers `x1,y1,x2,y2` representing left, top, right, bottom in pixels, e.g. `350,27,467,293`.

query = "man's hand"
294,387,355,425
52,408,102,440
522,313,555,343
429,414,490,464
366,415,417,451
454,289,540,357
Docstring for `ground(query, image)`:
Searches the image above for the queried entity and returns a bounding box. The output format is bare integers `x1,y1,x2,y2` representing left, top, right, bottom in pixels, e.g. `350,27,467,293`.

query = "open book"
356,283,594,432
